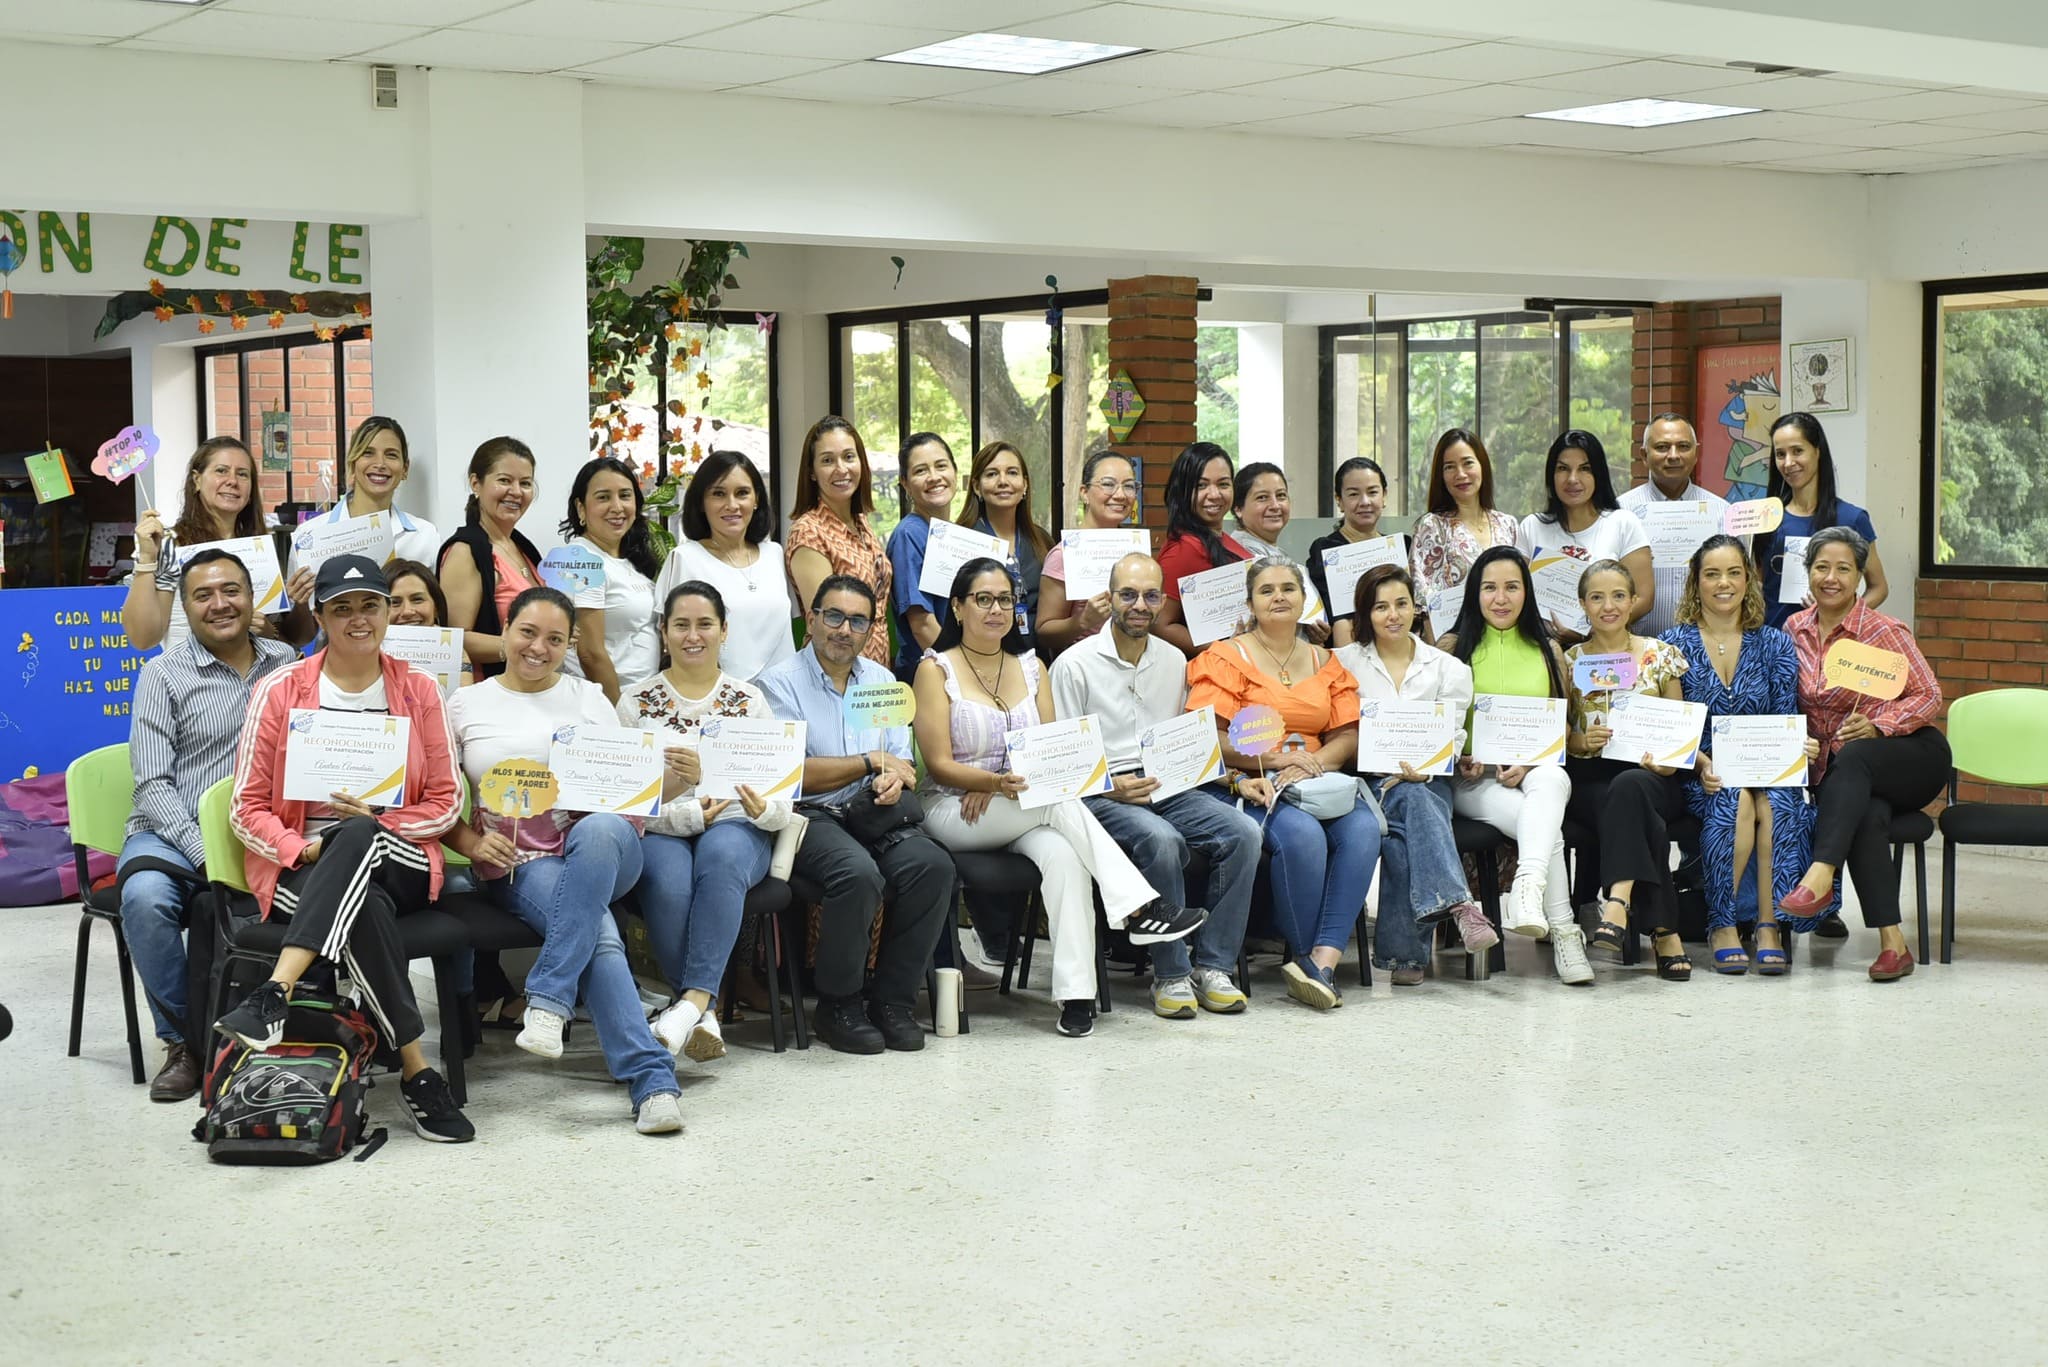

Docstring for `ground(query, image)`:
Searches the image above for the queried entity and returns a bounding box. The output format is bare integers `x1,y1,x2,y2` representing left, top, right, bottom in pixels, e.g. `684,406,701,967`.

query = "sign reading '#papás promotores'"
0,212,371,291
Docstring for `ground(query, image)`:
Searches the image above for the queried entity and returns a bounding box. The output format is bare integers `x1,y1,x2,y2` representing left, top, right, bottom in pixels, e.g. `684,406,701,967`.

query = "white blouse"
1335,638,1474,768
1515,506,1651,563
656,539,798,682
613,670,793,839
560,536,661,689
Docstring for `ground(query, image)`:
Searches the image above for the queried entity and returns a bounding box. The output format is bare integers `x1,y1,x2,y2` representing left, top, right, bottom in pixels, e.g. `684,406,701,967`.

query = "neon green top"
1466,625,1552,753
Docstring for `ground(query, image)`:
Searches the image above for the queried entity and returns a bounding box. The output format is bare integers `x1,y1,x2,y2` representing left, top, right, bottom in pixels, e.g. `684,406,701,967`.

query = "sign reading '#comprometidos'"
0,212,371,292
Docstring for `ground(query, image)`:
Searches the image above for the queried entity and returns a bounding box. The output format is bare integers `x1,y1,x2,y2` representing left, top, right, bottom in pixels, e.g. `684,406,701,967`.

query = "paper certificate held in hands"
1426,586,1462,639
1599,692,1707,769
1638,501,1722,571
181,535,286,613
1005,715,1112,810
548,723,664,816
1709,715,1809,788
1353,699,1458,776
919,519,1010,597
282,709,410,807
1319,535,1407,619
1138,705,1226,802
696,716,808,801
1779,535,1813,605
1176,561,1253,647
1058,528,1151,600
1528,551,1591,635
1469,695,1568,767
291,510,393,577
381,625,465,696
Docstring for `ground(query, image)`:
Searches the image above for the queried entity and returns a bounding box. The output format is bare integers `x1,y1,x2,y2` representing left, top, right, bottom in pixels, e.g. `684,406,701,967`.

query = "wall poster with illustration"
1694,342,1780,503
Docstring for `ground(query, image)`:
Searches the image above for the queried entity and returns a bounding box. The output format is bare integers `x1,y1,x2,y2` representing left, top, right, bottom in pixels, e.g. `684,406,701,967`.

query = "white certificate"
1709,715,1809,788
1138,705,1225,802
180,534,286,614
290,510,393,577
548,723,664,816
1469,695,1568,767
382,624,465,697
1426,586,1462,639
1176,561,1252,646
1638,501,1721,572
919,519,1010,597
1006,715,1112,810
1779,535,1811,605
282,709,410,807
696,715,808,801
1058,528,1151,599
1599,692,1707,770
1354,698,1459,777
1319,535,1407,619
1528,551,1591,635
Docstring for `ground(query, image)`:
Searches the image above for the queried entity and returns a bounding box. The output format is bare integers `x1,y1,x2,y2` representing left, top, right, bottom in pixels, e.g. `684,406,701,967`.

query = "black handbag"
836,783,926,846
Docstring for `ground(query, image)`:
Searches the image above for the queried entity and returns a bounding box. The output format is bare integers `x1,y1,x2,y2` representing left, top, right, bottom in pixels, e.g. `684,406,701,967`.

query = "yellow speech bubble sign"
1723,497,1785,536
478,758,559,818
1822,639,1909,701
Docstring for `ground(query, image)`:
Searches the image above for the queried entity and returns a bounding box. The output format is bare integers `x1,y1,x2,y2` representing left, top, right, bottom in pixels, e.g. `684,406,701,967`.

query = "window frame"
194,324,368,511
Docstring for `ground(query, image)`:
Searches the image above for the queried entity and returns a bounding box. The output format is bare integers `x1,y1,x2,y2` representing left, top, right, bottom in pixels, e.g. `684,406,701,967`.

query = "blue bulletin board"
0,587,156,780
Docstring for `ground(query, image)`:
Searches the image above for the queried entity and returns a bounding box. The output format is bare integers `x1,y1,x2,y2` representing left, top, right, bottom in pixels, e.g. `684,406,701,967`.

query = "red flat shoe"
1868,947,1916,982
1779,885,1826,916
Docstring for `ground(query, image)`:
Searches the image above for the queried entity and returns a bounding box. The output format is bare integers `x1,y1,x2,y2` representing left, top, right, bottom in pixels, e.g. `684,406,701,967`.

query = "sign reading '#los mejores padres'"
0,212,371,291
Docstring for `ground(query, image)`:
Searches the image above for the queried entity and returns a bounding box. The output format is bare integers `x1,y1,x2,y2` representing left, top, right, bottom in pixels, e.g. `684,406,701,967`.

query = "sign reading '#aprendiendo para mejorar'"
843,680,915,729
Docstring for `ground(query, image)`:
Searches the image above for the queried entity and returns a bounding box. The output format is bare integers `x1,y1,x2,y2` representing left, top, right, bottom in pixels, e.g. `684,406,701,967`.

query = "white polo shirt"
1049,625,1189,774
1619,479,1729,637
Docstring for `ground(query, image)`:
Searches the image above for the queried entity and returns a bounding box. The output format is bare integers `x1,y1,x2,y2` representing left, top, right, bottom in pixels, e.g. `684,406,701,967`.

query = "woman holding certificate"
1780,528,1946,982
1514,430,1654,642
301,416,442,565
1152,443,1251,656
1309,456,1391,647
1189,559,1372,1011
1752,412,1889,628
787,417,893,668
1439,547,1589,984
1036,449,1140,656
1409,429,1520,635
444,586,684,1135
1666,535,1822,974
883,433,961,682
560,455,662,704
656,449,797,683
1229,463,1329,642
914,558,1203,1039
1336,565,1499,984
1562,560,1695,981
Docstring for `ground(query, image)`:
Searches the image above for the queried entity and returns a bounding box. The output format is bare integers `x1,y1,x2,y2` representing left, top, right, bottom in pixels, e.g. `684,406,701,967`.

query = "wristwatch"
862,753,875,777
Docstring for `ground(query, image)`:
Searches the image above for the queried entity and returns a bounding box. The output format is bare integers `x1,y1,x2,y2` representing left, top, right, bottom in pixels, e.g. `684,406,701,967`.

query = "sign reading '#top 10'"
0,212,370,291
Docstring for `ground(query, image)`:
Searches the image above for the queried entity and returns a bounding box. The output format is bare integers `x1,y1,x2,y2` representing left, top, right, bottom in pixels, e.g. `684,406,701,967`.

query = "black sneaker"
1056,999,1095,1037
401,1068,476,1143
1122,902,1207,946
1814,914,1849,939
865,1000,925,1052
215,980,290,1051
811,996,885,1055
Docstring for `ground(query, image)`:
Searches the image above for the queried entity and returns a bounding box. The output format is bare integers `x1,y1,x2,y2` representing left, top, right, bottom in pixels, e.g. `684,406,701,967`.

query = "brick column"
1916,578,2048,808
1107,275,1199,545
1629,296,1782,488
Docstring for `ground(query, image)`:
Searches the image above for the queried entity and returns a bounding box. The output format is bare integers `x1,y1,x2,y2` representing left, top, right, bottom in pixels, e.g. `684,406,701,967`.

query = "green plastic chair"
1939,688,2048,963
196,777,250,893
64,743,144,1083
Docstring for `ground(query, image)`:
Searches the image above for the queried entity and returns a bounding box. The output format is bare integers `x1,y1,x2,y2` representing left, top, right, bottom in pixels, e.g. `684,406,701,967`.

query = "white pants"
1452,767,1574,929
924,793,1156,1002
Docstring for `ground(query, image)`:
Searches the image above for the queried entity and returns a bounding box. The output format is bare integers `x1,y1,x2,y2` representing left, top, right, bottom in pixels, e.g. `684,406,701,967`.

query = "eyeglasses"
968,592,1018,612
1114,589,1164,607
818,608,873,634
1090,479,1139,496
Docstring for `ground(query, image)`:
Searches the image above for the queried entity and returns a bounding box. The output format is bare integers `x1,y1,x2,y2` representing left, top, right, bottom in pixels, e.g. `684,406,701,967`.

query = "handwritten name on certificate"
282,709,410,806
1059,528,1151,599
1319,535,1407,619
1599,692,1707,769
182,535,286,613
291,510,393,576
1005,715,1112,810
1528,551,1591,635
382,625,465,696
1469,695,1568,767
1709,715,1809,788
1176,561,1252,646
1638,501,1721,571
919,519,1010,597
696,716,808,801
1354,699,1459,776
1138,705,1226,801
548,723,664,817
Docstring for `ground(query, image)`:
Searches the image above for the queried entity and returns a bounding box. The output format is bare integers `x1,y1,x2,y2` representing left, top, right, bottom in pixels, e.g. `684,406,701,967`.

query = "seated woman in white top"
559,455,662,702
655,449,797,682
1335,564,1496,985
913,557,1203,1040
616,581,790,1064
1514,429,1654,643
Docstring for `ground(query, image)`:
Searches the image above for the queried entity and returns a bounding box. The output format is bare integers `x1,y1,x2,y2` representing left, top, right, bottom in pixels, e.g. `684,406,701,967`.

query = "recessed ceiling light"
1526,98,1761,128
874,33,1144,76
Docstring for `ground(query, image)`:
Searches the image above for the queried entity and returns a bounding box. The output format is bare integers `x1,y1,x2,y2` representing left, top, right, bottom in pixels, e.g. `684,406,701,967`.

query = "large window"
197,326,370,521
1923,276,2048,577
592,311,778,493
1321,309,1638,520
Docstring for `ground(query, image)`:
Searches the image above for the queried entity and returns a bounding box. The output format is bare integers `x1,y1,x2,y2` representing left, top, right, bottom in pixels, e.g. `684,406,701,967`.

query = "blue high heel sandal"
1712,936,1751,975
1753,922,1789,976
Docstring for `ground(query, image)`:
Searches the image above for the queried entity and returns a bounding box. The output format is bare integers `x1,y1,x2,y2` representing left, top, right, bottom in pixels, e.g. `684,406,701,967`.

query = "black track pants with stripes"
273,815,432,1048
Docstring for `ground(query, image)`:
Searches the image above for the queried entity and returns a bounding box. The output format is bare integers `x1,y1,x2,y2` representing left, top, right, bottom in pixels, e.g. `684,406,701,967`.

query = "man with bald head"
1050,553,1262,1018
1620,413,1729,637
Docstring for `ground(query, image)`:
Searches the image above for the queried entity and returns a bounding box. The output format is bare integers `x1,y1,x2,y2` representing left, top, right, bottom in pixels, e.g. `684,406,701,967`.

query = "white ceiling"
16,0,2048,174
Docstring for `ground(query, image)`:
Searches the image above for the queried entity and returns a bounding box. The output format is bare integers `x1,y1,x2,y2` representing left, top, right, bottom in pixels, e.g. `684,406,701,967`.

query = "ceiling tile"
1762,146,1984,172
1006,3,1293,50
1389,84,1591,118
1234,103,1484,137
1794,119,2010,149
1698,108,1872,142
1898,129,2048,157
919,75,1162,112
1066,49,1315,90
567,46,841,84
1647,138,1847,164
681,15,954,60
1112,89,1344,128
748,60,1020,100
783,0,1087,25
1374,119,1538,147
1806,89,2036,122
1508,116,1770,153
115,11,430,59
1228,68,1462,105
1924,104,2048,134
224,0,513,23
1701,75,1928,111
467,1,759,44
1516,59,1785,101
1183,23,1467,68
360,29,643,71
1363,41,1628,84
0,0,189,38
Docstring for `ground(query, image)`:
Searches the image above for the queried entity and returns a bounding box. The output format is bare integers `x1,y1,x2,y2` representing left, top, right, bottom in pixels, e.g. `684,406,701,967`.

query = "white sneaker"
1507,869,1549,937
635,1092,684,1135
515,1006,567,1060
1192,967,1248,1014
684,1011,726,1063
652,998,704,1056
1551,925,1594,985
1151,975,1197,1019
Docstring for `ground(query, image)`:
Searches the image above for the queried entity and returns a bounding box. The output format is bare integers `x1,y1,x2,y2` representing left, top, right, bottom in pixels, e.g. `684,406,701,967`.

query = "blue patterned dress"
1663,624,1835,930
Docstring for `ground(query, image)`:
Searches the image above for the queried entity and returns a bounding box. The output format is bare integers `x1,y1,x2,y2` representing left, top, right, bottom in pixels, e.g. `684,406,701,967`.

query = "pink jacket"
230,650,460,916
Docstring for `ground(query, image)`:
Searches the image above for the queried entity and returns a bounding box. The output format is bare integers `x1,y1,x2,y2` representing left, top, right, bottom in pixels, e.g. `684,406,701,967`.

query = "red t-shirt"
1158,531,1250,601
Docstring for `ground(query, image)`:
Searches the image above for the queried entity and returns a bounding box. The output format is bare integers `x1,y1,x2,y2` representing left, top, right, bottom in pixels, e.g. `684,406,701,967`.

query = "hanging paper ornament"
756,312,776,337
1101,369,1145,442
890,256,906,289
0,228,21,320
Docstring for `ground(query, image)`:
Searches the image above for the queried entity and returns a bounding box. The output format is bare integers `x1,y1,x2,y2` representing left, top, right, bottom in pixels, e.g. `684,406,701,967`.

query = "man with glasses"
758,575,954,1053
1619,413,1728,637
1050,554,1263,1018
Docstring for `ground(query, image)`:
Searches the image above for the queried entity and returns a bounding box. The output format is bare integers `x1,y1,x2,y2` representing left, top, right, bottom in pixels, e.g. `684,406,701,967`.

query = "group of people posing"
108,405,1946,1148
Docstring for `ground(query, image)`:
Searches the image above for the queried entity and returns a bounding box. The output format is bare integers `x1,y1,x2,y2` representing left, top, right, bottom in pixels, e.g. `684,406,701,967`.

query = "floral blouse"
787,507,893,666
1410,509,1521,608
614,671,793,838
1187,640,1359,755
1565,636,1689,738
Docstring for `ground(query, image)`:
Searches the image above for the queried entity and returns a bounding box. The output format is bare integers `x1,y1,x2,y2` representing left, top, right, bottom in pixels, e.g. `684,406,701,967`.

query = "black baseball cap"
313,554,391,607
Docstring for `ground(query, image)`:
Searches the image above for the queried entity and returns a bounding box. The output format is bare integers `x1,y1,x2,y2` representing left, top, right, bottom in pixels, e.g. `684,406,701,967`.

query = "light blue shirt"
757,643,913,806
310,500,441,566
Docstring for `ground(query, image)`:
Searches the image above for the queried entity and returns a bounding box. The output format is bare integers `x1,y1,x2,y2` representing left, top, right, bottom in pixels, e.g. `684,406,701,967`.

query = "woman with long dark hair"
558,455,661,702
1037,448,1140,657
1311,455,1390,647
1152,442,1251,656
956,439,1054,651
1409,428,1519,629
656,448,795,682
1515,429,1654,641
786,416,892,667
437,436,542,679
883,432,960,682
1752,411,1889,627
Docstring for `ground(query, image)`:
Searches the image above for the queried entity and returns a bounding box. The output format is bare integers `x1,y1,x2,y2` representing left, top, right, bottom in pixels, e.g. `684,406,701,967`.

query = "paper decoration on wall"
0,228,20,320
92,426,160,485
1101,369,1146,442
26,450,74,504
756,312,776,337
260,411,292,473
1788,338,1853,415
890,256,905,289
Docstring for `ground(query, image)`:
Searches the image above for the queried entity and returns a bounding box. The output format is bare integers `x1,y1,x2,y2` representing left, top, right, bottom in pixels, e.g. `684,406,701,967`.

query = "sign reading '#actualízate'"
0,212,371,292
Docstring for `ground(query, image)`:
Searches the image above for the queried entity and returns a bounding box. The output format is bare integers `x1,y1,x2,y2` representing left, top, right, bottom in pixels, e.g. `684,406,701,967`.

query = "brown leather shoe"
149,1042,200,1103
1391,966,1427,987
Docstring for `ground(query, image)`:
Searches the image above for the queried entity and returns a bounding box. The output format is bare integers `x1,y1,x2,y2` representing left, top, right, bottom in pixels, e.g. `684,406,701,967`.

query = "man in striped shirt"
119,549,297,1101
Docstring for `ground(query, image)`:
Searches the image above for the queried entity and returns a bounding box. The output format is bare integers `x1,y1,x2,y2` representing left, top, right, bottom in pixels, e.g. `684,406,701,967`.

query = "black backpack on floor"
193,993,380,1165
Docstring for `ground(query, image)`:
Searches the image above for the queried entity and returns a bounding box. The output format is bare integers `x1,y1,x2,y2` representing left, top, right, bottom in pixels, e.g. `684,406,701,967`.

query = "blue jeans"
116,831,201,1043
489,815,676,1107
1263,798,1380,958
638,821,773,997
1085,786,1260,979
1373,779,1470,971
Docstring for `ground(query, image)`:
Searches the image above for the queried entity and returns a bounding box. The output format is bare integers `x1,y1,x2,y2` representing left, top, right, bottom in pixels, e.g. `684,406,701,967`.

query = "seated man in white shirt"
1049,554,1263,1019
1618,413,1729,638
